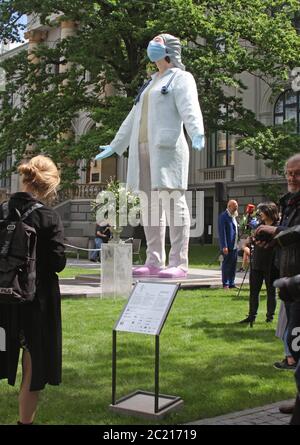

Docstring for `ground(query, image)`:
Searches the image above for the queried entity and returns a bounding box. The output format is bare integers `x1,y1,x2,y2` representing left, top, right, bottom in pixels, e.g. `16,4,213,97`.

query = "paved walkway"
60,259,249,297
187,400,294,425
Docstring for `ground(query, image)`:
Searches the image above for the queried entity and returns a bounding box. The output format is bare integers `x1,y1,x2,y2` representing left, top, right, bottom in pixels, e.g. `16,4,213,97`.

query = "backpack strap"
0,218,17,257
21,203,43,221
0,203,43,258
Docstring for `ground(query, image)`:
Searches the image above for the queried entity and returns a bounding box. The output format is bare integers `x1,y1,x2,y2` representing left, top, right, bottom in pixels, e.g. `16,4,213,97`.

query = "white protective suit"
110,67,204,191
109,66,204,271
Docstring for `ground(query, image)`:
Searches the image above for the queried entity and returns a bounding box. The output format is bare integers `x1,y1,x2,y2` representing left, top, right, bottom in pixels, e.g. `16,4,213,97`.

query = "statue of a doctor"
95,34,205,278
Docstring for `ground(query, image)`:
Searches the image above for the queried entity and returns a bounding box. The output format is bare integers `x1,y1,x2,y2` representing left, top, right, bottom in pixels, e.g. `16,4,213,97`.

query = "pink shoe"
132,265,163,277
157,267,188,279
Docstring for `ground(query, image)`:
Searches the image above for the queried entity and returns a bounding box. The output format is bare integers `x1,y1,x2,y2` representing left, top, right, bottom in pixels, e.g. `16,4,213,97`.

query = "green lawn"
0,287,295,425
188,244,220,268
139,244,221,269
66,244,220,267
60,245,220,280
58,267,100,279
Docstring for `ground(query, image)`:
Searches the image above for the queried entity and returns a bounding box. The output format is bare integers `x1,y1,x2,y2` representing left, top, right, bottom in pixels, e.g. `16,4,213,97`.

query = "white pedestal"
101,243,132,299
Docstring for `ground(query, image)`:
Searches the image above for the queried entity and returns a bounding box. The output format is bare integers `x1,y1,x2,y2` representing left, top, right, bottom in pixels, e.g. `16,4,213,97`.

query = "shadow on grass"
184,318,277,344
1,294,289,425
33,341,293,425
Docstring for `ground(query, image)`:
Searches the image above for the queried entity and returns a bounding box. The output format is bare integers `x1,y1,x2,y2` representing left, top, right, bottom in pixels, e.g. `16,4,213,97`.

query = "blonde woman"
0,155,66,425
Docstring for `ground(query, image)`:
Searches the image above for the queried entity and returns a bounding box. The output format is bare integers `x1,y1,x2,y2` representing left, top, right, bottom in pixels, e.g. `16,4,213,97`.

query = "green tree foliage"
0,0,299,184
238,121,300,173
259,182,284,204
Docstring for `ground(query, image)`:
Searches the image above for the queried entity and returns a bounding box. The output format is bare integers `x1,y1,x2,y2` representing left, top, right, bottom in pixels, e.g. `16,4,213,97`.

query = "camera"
274,224,300,247
274,275,300,303
254,230,274,243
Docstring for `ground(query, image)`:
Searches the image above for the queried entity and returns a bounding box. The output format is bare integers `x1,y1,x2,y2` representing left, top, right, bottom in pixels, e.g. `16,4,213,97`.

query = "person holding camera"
255,153,300,419
90,221,111,262
239,202,279,326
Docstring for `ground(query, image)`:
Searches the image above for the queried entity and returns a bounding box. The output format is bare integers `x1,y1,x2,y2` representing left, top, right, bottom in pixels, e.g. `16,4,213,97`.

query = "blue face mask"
147,41,167,62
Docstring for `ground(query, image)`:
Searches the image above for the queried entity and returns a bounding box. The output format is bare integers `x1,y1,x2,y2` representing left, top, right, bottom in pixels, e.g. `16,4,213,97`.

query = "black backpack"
0,201,43,304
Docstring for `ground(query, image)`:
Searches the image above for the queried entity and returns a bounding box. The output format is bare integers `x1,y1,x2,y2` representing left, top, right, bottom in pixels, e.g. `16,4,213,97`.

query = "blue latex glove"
95,145,115,161
192,134,205,151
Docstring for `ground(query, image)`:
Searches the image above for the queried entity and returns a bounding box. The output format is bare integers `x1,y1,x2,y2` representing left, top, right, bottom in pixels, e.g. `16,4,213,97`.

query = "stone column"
24,30,48,65
59,21,77,81
57,21,78,179
22,30,48,163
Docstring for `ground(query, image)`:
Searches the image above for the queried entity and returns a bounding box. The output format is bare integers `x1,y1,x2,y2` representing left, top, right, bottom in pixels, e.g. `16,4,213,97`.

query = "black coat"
0,192,66,391
278,191,300,277
251,222,278,274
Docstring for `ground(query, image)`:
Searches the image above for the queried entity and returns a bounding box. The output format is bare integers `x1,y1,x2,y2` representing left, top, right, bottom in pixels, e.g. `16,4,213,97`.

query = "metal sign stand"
109,281,183,420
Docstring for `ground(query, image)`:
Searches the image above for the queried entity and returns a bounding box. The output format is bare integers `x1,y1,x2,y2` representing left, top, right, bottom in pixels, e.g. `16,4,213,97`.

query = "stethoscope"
134,72,177,105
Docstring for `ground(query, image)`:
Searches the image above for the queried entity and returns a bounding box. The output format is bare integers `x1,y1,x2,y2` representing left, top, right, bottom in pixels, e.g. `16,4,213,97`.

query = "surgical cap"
159,33,185,71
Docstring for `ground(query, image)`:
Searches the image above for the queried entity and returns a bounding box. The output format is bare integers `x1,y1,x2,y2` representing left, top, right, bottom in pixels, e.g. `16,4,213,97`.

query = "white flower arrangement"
91,178,140,241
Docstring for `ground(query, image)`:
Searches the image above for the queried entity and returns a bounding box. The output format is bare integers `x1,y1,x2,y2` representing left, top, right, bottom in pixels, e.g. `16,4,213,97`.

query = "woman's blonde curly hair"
18,155,60,201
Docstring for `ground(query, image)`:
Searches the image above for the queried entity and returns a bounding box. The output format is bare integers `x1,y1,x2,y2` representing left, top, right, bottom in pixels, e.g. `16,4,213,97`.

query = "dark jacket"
277,191,300,277
95,224,111,243
0,192,66,391
218,210,238,251
251,222,278,273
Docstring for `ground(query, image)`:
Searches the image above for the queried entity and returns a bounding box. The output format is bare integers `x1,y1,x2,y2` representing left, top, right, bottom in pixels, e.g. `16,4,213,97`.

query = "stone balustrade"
56,183,106,203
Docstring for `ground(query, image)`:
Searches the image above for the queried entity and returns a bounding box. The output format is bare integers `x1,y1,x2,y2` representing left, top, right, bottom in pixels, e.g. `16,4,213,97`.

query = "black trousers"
248,268,277,319
286,300,300,425
286,301,300,365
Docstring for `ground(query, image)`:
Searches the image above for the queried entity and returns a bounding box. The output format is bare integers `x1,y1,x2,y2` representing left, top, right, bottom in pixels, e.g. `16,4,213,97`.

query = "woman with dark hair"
239,202,279,326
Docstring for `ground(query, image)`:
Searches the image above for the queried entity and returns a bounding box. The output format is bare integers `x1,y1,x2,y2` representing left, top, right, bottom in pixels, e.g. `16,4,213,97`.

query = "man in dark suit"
218,200,239,289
